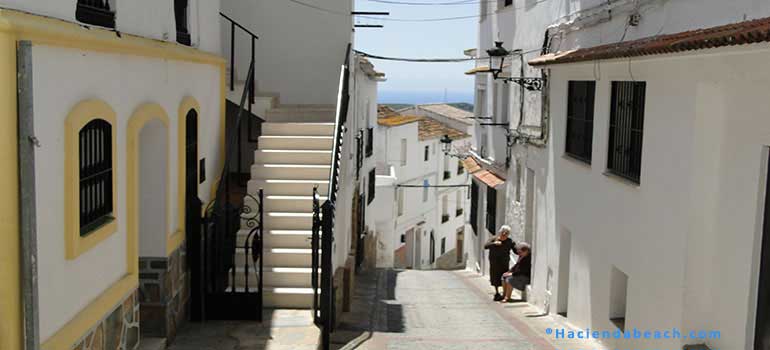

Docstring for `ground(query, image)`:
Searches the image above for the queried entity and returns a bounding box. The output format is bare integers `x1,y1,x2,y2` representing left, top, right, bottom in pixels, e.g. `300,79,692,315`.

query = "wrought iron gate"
187,13,264,322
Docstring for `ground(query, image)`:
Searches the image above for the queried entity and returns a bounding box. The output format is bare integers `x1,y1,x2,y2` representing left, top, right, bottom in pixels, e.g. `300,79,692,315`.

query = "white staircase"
238,110,336,308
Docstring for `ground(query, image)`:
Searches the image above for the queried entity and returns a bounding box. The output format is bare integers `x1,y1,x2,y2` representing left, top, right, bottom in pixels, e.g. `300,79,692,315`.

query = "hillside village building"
371,105,473,270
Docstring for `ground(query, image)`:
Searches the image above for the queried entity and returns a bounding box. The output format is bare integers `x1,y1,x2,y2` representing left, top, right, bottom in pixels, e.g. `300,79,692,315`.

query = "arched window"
76,0,116,28
79,119,114,235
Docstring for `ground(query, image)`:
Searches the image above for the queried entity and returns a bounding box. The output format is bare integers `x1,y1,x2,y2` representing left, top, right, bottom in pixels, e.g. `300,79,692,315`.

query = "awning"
461,157,481,173
462,157,505,188
530,15,770,66
473,170,505,188
464,64,511,75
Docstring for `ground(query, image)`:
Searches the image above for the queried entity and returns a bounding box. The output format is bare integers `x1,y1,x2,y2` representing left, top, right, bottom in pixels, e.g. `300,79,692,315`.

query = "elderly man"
484,225,515,301
501,242,531,303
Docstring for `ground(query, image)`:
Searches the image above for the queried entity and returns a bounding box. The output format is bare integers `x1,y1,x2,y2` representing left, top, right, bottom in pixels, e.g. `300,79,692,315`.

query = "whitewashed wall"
546,46,770,350
0,0,221,54
32,44,222,341
220,0,353,105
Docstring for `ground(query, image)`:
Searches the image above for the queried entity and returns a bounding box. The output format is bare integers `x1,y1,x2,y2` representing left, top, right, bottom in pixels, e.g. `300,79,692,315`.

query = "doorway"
184,109,203,320
524,168,535,244
414,227,423,269
405,228,415,269
755,151,770,349
557,229,571,317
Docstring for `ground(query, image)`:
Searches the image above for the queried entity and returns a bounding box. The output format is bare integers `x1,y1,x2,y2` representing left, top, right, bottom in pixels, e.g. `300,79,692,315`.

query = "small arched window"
79,119,114,235
76,0,116,28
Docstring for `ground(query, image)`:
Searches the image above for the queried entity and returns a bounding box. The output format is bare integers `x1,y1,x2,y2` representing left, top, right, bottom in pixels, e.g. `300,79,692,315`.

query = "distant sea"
378,90,474,105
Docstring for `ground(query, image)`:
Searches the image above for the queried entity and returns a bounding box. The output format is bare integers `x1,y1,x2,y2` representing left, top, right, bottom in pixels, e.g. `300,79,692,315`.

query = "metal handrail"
220,12,258,103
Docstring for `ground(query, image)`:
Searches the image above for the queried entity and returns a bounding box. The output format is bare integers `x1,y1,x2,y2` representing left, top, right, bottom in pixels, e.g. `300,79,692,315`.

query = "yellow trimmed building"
0,1,225,349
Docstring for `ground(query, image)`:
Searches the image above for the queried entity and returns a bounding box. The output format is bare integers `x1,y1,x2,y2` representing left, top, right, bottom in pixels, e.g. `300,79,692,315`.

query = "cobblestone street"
339,269,550,350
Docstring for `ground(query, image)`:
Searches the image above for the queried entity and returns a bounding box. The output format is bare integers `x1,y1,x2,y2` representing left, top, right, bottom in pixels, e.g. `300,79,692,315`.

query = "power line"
355,48,544,63
366,0,490,5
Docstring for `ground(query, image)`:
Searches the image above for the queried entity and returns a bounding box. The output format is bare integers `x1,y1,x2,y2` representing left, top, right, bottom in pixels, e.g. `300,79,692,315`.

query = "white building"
1,0,381,349
371,107,472,270
469,1,770,350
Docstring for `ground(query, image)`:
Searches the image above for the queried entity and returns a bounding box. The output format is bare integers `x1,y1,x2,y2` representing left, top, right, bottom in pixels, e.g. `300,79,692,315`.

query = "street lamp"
440,134,464,159
486,41,509,80
485,41,544,92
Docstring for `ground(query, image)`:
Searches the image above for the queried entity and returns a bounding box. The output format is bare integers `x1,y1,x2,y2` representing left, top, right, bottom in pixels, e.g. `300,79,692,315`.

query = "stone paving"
167,309,320,350
166,268,610,350
344,269,610,350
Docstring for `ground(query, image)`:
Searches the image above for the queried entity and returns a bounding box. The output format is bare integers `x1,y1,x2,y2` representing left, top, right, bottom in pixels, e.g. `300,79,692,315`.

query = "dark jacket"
509,255,531,278
484,237,514,263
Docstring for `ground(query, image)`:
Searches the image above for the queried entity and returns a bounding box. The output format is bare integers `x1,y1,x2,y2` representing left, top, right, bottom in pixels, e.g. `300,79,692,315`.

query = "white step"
255,149,332,165
232,267,317,288
265,287,315,308
236,247,313,267
265,108,336,123
258,135,333,150
265,195,326,212
237,229,316,248
262,122,335,136
251,164,330,181
263,212,314,230
225,286,315,308
248,179,329,196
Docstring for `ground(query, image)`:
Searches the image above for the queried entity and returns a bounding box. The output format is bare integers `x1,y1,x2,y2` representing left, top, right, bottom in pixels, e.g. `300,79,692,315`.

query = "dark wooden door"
184,110,203,321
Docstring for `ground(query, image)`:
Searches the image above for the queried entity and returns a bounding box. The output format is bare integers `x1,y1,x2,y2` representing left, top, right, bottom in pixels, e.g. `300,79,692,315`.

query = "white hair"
498,225,512,234
516,242,531,251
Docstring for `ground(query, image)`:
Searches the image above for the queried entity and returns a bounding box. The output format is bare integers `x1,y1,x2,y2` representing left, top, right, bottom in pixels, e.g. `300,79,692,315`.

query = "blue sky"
353,0,478,104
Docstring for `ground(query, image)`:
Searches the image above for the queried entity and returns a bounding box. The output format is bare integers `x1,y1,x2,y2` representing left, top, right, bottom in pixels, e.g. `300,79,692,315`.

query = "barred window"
79,119,114,235
485,186,497,234
367,169,375,205
365,127,374,158
565,81,596,163
76,0,115,28
608,81,646,184
175,0,191,46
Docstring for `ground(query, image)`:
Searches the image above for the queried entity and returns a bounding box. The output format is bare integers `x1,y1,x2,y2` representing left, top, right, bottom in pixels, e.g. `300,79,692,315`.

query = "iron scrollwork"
502,77,544,92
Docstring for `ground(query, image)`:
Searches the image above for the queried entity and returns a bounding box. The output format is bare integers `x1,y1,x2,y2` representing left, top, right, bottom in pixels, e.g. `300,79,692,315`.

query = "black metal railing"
313,43,352,350
355,129,364,180
311,186,322,324
76,0,115,28
220,12,258,106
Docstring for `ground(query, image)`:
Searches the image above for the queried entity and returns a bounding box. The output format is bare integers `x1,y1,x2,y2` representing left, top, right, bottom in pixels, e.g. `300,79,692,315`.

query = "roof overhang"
530,15,770,66
462,157,505,188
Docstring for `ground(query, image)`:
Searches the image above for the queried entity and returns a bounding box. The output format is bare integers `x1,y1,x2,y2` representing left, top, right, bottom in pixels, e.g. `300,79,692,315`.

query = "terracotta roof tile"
378,105,398,118
418,118,470,141
473,169,504,188
378,115,421,127
531,16,770,66
461,157,481,173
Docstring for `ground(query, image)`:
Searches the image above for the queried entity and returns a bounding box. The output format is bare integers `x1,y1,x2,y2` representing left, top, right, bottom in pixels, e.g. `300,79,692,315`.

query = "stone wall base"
138,243,189,342
73,289,139,350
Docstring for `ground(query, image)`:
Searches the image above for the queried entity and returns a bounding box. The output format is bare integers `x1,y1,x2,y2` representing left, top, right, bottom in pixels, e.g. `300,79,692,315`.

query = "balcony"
456,208,463,217
443,171,451,180
441,214,450,223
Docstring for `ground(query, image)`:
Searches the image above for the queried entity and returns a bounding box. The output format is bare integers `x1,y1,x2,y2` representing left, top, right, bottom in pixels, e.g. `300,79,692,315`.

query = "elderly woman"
501,242,532,303
484,225,515,301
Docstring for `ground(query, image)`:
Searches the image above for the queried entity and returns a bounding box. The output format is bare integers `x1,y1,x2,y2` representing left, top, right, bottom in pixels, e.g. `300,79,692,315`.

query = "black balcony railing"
456,208,464,217
443,171,451,180
220,12,258,106
442,214,450,223
76,0,115,28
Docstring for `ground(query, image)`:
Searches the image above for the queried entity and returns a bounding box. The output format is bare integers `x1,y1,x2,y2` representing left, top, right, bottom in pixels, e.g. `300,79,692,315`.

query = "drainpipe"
17,40,40,350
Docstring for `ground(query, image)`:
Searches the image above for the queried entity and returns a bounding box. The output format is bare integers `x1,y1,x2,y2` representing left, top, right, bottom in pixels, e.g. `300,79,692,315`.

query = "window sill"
602,171,641,188
562,153,592,168
66,217,118,260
